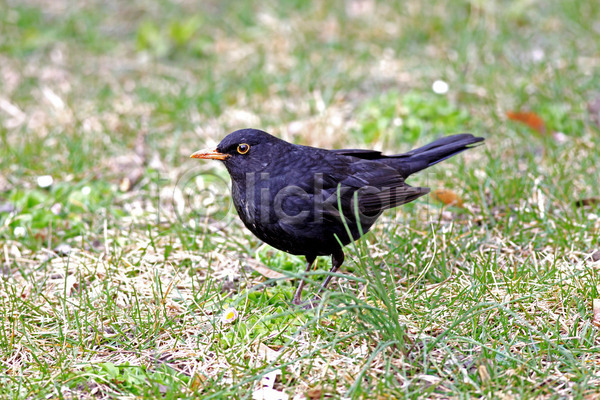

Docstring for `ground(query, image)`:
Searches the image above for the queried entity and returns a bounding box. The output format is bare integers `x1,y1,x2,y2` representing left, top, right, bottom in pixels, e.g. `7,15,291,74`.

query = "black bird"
191,129,484,305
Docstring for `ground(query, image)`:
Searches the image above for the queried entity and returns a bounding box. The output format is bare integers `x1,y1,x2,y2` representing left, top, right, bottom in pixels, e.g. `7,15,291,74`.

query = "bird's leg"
292,255,316,305
314,249,345,299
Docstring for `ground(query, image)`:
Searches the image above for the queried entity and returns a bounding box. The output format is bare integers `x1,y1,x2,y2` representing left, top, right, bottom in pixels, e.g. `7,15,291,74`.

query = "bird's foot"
292,292,304,306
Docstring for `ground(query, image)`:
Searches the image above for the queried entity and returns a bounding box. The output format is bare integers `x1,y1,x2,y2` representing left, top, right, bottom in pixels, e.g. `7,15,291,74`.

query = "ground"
1,0,600,398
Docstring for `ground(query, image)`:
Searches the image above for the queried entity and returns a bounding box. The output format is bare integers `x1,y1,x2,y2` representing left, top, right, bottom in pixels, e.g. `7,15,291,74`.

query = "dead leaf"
575,198,600,208
260,370,280,389
252,370,287,400
590,251,600,262
478,365,491,383
306,385,323,400
258,343,280,363
10,244,21,258
34,232,46,241
432,189,464,207
119,174,142,192
593,299,600,328
189,374,206,391
252,388,288,400
246,259,287,280
506,111,547,134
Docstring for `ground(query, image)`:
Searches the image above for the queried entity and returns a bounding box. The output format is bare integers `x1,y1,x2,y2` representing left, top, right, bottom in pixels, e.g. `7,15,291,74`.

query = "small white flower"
553,132,567,143
14,226,26,237
37,175,54,188
531,48,545,62
221,307,239,324
81,186,91,195
51,203,62,215
432,80,449,94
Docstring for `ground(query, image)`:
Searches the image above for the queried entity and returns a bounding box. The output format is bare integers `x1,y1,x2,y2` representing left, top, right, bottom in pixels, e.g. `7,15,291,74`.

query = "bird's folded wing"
330,149,386,160
355,184,430,212
339,161,430,213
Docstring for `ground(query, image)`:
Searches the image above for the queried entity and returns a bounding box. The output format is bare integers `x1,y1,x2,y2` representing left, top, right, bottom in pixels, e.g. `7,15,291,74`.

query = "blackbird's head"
190,129,288,181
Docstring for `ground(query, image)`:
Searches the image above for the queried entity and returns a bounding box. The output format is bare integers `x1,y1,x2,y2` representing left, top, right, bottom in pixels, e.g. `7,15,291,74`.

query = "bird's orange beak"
190,148,230,161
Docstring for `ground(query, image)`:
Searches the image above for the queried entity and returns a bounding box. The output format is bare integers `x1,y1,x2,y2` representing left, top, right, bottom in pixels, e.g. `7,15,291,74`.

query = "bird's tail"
388,134,485,176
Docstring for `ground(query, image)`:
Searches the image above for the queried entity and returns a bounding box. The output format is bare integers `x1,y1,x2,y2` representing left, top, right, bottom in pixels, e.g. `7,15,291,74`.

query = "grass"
1,0,600,398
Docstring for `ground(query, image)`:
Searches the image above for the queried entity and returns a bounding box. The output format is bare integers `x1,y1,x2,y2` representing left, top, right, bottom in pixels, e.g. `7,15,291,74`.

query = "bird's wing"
340,161,430,213
330,149,387,160
267,148,428,221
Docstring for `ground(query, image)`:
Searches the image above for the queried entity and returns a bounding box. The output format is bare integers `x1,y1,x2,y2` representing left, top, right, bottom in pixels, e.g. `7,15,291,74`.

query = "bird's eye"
237,143,250,154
